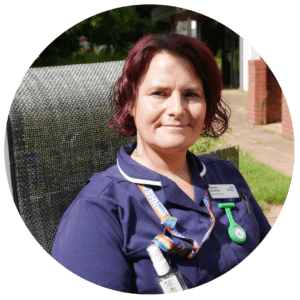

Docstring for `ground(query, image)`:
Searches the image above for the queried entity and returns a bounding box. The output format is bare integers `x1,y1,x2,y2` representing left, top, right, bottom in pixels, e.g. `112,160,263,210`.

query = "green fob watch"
218,203,246,244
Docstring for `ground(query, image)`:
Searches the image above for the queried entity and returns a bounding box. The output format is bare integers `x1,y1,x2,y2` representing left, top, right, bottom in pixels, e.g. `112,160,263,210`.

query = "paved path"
220,89,294,226
263,204,284,227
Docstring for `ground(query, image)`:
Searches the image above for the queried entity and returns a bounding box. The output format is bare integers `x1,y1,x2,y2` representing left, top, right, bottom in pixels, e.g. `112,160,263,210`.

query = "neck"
131,143,191,182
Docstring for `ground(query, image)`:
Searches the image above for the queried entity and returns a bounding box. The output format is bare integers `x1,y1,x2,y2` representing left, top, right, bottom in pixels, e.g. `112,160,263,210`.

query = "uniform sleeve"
51,187,133,292
249,193,272,241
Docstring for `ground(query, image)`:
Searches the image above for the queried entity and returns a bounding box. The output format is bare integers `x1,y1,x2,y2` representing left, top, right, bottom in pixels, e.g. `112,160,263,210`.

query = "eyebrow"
149,85,169,91
182,87,203,92
149,86,203,92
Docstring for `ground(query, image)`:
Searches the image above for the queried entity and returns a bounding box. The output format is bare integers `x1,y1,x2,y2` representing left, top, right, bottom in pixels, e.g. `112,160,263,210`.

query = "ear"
129,102,136,117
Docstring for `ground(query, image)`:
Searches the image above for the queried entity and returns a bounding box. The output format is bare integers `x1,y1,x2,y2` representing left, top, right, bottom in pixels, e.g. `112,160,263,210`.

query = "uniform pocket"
234,199,260,250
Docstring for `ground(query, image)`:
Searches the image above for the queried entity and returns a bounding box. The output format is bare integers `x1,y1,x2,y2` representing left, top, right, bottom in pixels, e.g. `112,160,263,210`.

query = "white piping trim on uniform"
117,158,206,186
200,162,206,177
117,159,162,186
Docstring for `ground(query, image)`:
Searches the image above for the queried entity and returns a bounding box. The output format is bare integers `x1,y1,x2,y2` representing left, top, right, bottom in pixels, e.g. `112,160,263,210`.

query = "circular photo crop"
3,2,297,298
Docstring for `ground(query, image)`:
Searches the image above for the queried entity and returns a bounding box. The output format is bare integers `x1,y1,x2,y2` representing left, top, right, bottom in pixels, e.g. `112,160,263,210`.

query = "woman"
52,33,271,294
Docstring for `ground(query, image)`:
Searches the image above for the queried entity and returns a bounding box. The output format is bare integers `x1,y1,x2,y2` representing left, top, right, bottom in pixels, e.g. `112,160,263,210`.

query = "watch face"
233,226,245,239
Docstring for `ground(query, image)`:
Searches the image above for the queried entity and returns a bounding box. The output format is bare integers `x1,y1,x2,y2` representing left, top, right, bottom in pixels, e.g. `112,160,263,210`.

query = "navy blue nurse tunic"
52,143,271,293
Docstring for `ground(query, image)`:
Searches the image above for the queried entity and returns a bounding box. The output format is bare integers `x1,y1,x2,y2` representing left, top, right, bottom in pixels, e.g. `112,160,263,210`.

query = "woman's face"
132,52,206,154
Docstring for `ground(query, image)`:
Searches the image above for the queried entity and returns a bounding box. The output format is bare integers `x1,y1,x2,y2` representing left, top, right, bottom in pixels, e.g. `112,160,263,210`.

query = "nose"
167,93,186,118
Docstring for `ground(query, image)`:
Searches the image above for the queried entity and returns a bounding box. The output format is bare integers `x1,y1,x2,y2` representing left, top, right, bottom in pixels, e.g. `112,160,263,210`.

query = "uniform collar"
117,143,207,187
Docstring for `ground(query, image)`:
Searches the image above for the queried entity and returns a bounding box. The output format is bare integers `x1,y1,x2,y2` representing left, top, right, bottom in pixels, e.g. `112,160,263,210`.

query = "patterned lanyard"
137,182,215,259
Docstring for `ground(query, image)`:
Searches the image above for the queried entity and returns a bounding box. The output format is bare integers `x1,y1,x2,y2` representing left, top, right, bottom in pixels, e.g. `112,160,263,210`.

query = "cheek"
133,105,153,131
135,100,161,124
191,103,207,124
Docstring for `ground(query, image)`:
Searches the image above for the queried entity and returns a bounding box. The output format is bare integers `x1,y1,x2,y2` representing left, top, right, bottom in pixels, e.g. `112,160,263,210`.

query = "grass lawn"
189,137,291,211
189,136,227,154
238,149,291,206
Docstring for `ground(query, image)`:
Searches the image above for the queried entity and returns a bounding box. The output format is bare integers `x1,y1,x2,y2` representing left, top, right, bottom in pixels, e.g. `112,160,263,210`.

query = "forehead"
140,52,202,88
150,52,195,74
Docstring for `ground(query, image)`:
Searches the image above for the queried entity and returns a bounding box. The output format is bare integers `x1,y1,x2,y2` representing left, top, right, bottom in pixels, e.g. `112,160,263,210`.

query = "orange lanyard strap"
137,183,215,259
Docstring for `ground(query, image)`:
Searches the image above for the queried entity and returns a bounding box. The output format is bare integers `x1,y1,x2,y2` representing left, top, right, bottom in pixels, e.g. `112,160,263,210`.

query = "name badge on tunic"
208,184,239,199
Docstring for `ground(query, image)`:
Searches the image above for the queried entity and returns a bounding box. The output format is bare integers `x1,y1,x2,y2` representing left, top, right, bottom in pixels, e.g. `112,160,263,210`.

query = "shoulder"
194,154,246,185
196,155,231,164
195,154,238,171
60,164,131,220
76,164,127,200
56,164,131,230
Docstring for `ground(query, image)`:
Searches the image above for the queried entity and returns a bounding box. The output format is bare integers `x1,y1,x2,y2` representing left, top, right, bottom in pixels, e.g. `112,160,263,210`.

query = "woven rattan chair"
7,61,135,254
6,61,238,255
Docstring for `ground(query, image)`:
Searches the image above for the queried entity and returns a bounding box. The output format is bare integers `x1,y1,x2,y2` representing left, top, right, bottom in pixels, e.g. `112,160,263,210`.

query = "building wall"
282,94,294,139
248,59,284,125
240,38,259,92
247,59,268,124
266,67,282,123
247,58,293,139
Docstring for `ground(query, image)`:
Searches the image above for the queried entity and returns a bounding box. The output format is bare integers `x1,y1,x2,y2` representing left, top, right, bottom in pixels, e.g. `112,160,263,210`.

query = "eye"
184,92,203,101
183,90,206,102
152,91,166,98
184,92,198,98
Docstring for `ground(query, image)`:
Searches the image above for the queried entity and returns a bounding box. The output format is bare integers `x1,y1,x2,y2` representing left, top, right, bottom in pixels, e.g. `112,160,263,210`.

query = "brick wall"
248,59,294,139
247,59,268,125
266,67,282,123
282,94,294,139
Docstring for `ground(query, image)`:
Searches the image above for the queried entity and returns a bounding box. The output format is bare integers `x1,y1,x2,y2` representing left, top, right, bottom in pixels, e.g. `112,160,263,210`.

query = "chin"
154,140,193,152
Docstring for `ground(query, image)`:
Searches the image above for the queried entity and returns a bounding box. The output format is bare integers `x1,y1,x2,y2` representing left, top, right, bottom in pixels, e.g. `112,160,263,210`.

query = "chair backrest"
7,61,135,254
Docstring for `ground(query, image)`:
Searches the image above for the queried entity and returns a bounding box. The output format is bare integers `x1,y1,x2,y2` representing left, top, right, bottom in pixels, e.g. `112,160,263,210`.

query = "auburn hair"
108,33,230,138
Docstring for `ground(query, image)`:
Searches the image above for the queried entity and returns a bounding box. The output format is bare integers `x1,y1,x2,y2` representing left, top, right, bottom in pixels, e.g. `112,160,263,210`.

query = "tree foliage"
32,5,157,67
31,5,224,68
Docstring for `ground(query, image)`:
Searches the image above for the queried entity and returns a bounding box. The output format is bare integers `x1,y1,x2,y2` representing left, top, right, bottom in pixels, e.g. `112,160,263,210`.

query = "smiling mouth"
163,125,187,128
